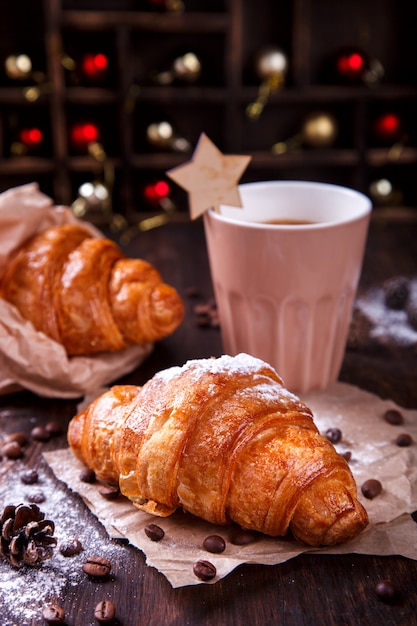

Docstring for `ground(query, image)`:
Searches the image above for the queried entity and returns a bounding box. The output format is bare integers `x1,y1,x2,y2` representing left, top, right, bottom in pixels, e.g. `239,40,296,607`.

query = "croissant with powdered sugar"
68,353,368,547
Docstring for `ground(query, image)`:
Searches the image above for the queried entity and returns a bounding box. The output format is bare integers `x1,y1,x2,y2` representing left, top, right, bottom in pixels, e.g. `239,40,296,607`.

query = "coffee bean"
31,426,51,442
361,479,382,499
203,535,226,554
325,428,342,444
82,555,112,578
98,484,120,500
395,433,413,447
94,599,116,623
27,491,46,504
2,440,23,459
45,420,63,437
6,432,28,446
21,469,39,484
42,604,65,624
60,538,83,557
79,467,96,483
144,523,165,542
341,451,352,462
375,579,398,603
193,559,216,581
383,409,404,426
229,527,258,545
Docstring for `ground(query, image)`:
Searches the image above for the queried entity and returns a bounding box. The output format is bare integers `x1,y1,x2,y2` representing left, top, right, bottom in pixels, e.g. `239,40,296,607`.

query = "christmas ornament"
0,503,57,568
4,54,48,101
373,112,402,143
143,179,176,214
19,127,43,148
167,132,252,220
246,46,288,120
4,54,32,80
153,52,201,86
72,181,110,218
333,46,384,86
272,111,338,154
11,127,44,156
146,121,191,152
81,53,108,82
368,178,402,206
144,179,171,205
70,122,100,151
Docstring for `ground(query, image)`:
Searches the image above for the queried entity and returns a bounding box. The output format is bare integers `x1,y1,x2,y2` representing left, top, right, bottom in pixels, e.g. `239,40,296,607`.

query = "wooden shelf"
0,0,416,213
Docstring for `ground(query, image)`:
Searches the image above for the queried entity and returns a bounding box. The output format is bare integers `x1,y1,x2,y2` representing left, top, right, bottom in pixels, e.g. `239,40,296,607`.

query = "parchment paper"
44,381,417,587
0,183,152,398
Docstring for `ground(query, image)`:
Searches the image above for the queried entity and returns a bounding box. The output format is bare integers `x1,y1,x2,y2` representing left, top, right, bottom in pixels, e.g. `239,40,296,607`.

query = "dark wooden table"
1,212,417,626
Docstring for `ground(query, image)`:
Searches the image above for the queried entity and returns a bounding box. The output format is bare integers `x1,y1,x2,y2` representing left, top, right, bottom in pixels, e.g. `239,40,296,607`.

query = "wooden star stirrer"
166,133,252,220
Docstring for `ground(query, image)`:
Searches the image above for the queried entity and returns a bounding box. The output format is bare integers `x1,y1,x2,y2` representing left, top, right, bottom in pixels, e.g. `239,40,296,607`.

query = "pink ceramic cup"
203,181,372,392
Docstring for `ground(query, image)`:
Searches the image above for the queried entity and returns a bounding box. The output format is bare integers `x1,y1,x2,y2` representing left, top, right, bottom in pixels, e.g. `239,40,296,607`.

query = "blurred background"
0,0,416,226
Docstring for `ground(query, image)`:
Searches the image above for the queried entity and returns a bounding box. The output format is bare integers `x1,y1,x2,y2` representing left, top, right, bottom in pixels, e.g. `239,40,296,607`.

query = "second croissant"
0,224,184,356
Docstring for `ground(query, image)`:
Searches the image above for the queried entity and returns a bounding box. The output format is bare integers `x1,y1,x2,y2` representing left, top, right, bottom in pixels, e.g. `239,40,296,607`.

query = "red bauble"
374,112,402,142
19,127,43,147
144,180,170,205
70,122,100,150
335,47,368,82
81,53,108,80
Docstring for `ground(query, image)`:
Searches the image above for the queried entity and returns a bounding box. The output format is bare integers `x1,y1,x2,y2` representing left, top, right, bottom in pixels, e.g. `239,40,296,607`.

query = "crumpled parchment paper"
44,381,417,587
0,183,152,398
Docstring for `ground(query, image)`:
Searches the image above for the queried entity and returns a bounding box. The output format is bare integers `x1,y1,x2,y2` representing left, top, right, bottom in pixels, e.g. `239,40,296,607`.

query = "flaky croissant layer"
0,224,184,355
68,353,368,546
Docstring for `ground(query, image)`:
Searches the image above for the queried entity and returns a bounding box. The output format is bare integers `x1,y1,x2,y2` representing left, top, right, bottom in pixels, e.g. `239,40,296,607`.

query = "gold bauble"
173,52,201,82
302,112,338,148
5,54,32,80
146,121,174,149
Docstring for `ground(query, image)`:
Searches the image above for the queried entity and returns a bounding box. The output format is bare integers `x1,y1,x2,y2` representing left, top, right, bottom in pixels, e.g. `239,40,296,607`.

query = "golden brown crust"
0,225,184,356
67,354,368,546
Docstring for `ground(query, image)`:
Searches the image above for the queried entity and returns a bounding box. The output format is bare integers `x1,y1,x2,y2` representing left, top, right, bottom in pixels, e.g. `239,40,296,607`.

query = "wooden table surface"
1,212,417,626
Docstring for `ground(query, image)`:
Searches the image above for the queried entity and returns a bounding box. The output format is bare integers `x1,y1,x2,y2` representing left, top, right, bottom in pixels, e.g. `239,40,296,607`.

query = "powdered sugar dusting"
153,352,278,385
354,279,417,347
0,455,128,625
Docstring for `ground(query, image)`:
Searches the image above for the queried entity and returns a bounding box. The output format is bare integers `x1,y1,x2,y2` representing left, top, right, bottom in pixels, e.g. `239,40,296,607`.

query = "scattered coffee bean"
45,420,63,437
203,535,226,554
341,451,352,462
60,538,83,557
395,433,413,447
193,559,216,581
383,408,404,426
383,276,410,310
361,479,382,499
98,484,120,500
229,527,258,545
20,469,39,485
79,467,96,483
31,426,51,442
2,440,23,460
42,604,65,624
82,555,112,578
184,286,201,298
6,432,28,447
193,299,219,329
325,427,342,444
94,599,116,623
375,579,399,603
144,523,165,542
27,491,46,504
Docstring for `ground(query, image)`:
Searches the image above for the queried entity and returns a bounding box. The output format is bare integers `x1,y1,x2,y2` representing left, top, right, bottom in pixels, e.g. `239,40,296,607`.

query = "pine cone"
0,503,57,567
